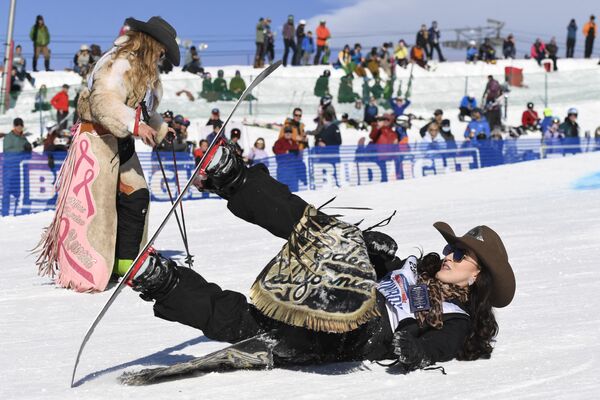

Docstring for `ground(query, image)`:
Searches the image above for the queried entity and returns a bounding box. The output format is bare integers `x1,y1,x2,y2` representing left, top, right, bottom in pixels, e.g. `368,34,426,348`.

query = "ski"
119,332,277,386
70,60,282,388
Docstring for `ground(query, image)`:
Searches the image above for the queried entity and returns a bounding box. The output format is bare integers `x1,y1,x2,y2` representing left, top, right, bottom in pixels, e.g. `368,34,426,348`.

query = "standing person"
315,114,341,146
282,15,296,67
264,18,275,64
128,140,516,374
483,75,503,130
36,16,179,292
29,15,51,72
278,108,308,150
301,31,315,65
295,20,306,66
254,18,266,68
416,24,429,54
369,114,398,145
2,118,33,216
50,84,70,130
428,21,445,62
583,15,596,58
314,20,331,65
566,19,577,58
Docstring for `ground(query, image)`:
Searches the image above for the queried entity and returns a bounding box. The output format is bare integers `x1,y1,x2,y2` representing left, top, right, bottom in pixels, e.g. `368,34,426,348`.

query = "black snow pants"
152,164,394,363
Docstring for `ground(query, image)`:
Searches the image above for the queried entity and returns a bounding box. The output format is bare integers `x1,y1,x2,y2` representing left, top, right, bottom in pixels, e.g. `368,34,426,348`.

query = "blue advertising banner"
1,137,598,217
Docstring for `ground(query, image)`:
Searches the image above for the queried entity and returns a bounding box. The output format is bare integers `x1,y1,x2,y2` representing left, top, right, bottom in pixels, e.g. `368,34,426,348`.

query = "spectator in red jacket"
314,20,331,65
273,127,300,154
50,84,69,130
521,102,540,131
530,39,547,66
369,114,398,145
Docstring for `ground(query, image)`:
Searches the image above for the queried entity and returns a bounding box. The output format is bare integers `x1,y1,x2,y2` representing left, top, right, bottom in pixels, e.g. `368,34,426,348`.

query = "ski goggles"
442,244,476,264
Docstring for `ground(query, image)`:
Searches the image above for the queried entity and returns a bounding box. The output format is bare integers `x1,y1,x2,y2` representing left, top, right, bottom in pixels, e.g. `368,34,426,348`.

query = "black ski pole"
170,144,192,268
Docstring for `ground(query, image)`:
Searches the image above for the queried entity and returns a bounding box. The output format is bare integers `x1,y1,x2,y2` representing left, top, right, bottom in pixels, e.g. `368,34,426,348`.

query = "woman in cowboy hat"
37,17,180,292
126,143,516,372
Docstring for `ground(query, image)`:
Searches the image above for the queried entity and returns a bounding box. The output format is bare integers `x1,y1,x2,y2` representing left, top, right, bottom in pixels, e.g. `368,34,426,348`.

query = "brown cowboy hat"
433,222,515,308
125,16,180,66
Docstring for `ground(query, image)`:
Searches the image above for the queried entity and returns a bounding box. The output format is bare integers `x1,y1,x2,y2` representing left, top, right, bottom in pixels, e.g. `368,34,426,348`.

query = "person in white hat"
73,44,93,76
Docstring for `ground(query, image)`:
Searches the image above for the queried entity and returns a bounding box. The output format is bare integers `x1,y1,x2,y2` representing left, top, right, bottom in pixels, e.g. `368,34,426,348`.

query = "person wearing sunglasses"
127,138,516,374
36,17,180,292
278,107,309,150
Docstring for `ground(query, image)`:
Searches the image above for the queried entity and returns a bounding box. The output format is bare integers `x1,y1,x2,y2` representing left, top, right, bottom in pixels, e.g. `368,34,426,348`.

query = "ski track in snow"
1,153,600,399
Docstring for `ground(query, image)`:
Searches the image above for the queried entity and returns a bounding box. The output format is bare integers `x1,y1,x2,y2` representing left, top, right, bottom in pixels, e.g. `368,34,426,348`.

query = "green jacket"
256,22,265,44
213,78,228,93
229,77,246,94
30,24,50,47
314,76,330,97
3,131,32,153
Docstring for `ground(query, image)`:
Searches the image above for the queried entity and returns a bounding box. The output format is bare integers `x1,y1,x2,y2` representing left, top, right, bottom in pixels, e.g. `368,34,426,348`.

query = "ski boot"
127,250,180,302
194,138,247,199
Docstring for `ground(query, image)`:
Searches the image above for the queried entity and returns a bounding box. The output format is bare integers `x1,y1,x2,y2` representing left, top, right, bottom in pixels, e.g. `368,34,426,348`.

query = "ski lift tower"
442,19,506,49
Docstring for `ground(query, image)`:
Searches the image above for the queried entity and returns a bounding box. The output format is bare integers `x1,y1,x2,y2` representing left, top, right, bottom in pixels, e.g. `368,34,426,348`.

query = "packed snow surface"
1,152,600,399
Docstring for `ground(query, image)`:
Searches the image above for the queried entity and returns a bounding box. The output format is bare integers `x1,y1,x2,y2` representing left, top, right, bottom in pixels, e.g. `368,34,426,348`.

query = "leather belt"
80,121,111,136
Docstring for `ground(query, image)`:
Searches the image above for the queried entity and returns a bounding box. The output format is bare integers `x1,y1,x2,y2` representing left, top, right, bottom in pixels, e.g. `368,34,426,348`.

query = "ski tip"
266,60,283,72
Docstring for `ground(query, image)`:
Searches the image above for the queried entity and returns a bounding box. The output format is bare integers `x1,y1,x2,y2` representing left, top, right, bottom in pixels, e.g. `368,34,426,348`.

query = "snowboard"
119,332,278,385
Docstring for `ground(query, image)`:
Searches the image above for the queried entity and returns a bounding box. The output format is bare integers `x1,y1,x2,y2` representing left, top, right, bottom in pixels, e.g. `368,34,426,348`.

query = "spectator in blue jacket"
301,31,315,65
389,96,411,117
351,43,363,64
566,19,577,58
466,40,478,62
459,94,477,121
464,108,491,139
364,96,379,124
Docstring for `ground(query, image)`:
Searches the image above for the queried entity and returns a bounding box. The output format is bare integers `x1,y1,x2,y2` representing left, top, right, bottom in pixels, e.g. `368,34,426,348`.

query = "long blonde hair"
114,30,164,107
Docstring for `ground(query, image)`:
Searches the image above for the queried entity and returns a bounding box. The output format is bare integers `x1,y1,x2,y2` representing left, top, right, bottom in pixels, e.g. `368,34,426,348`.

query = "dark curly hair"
416,252,498,361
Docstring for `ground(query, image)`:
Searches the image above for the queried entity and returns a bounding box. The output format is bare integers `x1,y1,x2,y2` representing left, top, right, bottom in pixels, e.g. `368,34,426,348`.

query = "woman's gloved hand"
392,330,428,372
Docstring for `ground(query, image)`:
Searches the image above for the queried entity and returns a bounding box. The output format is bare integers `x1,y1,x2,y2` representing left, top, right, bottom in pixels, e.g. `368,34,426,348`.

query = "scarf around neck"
415,274,469,329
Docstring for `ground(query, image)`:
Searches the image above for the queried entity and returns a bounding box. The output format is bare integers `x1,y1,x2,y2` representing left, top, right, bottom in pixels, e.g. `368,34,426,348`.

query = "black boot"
44,59,53,72
130,253,179,302
32,57,38,72
197,142,247,199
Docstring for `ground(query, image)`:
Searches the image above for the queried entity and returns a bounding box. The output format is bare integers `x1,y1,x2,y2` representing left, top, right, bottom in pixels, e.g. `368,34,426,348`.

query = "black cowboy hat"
125,16,180,66
434,222,516,308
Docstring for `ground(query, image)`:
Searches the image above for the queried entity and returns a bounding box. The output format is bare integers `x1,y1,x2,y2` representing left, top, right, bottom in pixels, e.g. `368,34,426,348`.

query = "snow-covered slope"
2,58,599,156
1,152,599,399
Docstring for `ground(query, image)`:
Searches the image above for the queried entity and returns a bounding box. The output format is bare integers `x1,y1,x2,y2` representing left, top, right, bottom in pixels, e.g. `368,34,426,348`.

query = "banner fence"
1,137,598,217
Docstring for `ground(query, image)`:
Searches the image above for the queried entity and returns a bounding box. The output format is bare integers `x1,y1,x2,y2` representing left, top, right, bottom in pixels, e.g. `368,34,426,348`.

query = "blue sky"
1,0,598,69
